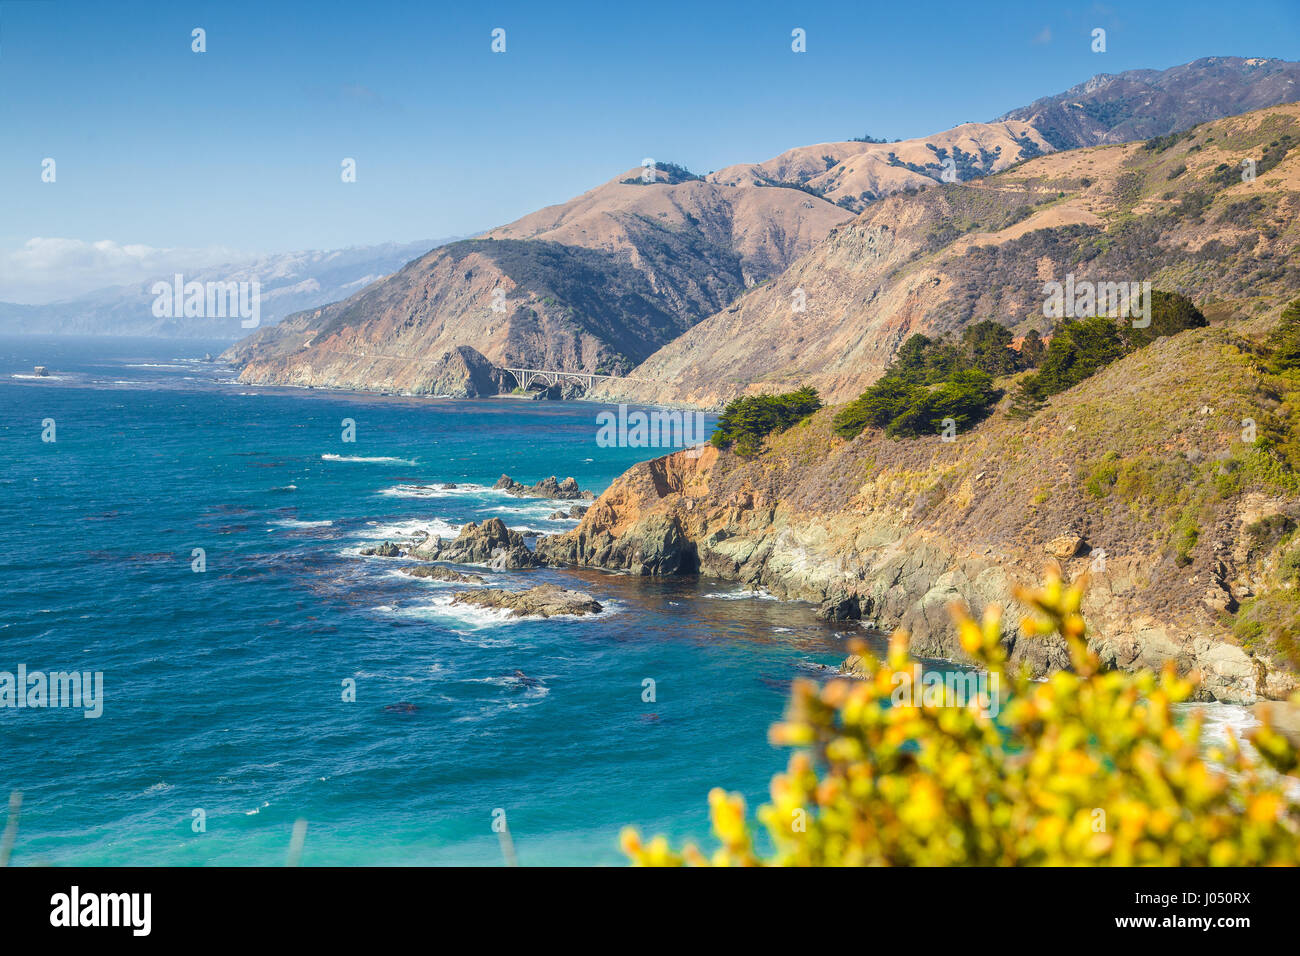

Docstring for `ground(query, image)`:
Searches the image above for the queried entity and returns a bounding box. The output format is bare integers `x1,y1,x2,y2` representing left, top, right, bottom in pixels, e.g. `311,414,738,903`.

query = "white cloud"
0,237,248,304
1032,27,1052,45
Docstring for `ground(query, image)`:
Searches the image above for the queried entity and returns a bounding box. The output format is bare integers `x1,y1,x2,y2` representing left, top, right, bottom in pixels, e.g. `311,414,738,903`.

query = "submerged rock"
548,504,590,520
401,565,486,583
494,474,594,500
451,584,603,618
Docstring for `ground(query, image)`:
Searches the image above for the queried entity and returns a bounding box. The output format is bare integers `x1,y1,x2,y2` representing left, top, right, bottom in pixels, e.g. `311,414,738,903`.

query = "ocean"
0,336,867,866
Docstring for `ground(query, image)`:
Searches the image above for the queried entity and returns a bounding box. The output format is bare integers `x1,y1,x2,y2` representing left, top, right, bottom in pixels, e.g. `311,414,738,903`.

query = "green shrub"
1009,293,1205,417
833,328,1018,440
1172,511,1200,567
1266,299,1300,374
1120,289,1207,350
1083,454,1120,498
711,387,822,454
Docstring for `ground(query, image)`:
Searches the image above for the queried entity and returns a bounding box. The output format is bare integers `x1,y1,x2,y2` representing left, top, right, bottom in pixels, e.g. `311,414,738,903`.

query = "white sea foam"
493,503,562,516
1180,702,1258,749
269,518,334,529
702,587,778,601
358,517,462,540
321,454,417,465
465,674,552,699
377,482,493,498
382,567,475,587
381,593,616,627
11,373,68,380
383,595,522,628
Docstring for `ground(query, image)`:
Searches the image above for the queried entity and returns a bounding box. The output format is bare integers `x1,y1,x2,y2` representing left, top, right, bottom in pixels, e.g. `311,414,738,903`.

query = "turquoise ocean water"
0,336,871,866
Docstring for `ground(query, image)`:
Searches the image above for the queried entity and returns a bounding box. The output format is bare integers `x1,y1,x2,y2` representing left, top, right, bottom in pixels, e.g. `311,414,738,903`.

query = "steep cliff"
542,316,1300,704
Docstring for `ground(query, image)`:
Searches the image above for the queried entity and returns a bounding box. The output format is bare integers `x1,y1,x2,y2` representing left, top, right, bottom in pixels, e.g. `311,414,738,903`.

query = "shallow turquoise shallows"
0,336,870,866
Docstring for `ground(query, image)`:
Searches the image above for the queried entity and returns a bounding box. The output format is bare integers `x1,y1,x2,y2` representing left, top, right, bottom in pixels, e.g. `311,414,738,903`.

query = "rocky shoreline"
494,474,595,501
532,436,1299,705
451,585,603,618
353,420,1299,708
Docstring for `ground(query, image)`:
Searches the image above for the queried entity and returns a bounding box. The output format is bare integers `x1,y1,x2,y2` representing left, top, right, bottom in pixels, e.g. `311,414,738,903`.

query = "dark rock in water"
410,517,543,570
401,565,485,583
383,702,417,714
817,593,861,622
526,381,586,401
441,483,457,490
548,504,590,520
361,541,403,557
508,669,543,688
494,474,595,500
202,353,214,362
451,584,602,618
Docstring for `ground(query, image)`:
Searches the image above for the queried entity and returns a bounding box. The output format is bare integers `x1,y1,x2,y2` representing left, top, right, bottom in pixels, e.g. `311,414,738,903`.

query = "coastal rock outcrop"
549,505,589,520
494,475,594,500
450,584,603,618
536,334,1300,705
410,518,543,570
537,511,697,576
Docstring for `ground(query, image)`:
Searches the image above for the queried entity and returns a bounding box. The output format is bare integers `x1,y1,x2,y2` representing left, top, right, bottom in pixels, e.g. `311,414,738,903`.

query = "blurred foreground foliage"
623,567,1300,866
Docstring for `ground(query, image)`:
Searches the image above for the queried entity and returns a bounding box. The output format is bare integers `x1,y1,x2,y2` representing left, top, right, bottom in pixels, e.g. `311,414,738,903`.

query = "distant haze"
0,238,464,339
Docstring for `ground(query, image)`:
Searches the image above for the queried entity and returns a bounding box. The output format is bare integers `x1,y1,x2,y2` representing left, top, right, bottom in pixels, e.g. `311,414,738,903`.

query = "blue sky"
0,0,1297,300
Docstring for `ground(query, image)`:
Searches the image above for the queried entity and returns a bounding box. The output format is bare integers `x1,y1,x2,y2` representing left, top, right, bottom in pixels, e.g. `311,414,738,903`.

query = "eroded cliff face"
541,327,1300,704
540,444,1292,704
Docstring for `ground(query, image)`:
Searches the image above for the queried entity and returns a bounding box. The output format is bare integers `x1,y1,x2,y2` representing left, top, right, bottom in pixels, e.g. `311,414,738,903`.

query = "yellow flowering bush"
622,566,1300,866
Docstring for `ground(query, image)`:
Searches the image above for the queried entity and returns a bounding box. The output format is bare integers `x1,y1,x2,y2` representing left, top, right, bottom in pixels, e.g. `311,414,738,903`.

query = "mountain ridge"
224,56,1300,398
595,100,1300,408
